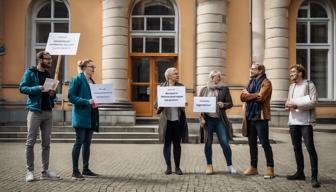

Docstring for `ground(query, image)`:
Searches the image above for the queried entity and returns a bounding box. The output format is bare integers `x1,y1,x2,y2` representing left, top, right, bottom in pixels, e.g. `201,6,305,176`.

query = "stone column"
101,0,135,125
196,0,227,94
0,0,4,103
102,0,130,101
263,0,291,126
252,0,265,64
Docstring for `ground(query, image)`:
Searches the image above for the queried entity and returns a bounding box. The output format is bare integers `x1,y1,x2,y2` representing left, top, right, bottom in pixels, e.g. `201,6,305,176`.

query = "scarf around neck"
246,73,267,120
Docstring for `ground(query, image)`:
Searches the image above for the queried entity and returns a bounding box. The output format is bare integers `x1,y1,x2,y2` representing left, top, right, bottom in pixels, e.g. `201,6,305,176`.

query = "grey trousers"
26,110,52,172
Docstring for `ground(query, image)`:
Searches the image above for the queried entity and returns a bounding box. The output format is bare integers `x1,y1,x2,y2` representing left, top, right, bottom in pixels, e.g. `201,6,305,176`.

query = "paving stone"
0,131,335,191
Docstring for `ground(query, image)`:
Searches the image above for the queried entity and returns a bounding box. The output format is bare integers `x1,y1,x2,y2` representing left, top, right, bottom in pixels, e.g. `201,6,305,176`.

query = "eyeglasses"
87,66,96,69
43,58,52,61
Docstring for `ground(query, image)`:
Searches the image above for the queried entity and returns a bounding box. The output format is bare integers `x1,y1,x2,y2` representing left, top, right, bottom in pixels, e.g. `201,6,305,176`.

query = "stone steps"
0,125,158,133
0,132,159,139
0,138,160,144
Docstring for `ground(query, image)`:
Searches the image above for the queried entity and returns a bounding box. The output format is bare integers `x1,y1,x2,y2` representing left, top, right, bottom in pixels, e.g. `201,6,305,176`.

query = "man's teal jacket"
19,67,56,112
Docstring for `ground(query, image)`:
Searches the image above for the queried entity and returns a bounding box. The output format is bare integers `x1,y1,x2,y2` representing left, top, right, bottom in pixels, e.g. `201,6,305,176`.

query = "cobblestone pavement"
0,131,335,192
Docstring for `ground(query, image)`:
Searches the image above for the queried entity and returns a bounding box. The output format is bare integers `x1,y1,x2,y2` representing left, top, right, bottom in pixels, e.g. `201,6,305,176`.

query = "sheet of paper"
157,86,186,107
290,95,311,105
42,78,59,92
193,97,216,113
89,84,115,104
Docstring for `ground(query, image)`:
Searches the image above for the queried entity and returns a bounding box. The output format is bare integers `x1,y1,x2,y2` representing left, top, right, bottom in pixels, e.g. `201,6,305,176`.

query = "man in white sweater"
285,64,320,188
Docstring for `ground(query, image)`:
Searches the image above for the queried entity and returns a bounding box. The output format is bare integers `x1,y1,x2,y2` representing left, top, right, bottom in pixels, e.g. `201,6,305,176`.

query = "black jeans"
72,128,93,172
289,125,318,177
163,120,181,169
247,120,274,167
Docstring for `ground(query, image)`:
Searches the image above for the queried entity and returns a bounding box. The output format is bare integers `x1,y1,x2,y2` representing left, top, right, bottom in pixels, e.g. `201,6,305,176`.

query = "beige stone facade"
1,0,336,125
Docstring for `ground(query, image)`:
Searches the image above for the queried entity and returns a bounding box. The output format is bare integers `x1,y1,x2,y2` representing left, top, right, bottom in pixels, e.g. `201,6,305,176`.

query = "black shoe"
165,167,172,175
82,169,99,178
175,168,183,175
286,172,305,180
311,177,321,188
72,171,85,180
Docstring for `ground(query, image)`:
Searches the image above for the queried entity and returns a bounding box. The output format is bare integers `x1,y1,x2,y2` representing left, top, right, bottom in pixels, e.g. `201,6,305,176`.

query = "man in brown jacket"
240,63,275,179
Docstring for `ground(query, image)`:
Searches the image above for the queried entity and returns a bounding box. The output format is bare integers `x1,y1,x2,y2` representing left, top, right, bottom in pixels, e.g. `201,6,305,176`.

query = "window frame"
296,0,335,100
130,0,178,54
30,0,70,82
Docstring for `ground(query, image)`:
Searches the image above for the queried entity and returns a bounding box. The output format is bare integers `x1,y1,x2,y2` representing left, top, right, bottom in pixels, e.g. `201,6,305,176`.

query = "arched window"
296,0,335,100
29,0,70,83
130,0,177,53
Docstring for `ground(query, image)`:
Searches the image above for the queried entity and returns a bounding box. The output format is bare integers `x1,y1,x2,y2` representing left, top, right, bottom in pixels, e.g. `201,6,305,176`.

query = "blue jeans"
289,125,318,177
72,128,93,172
247,120,274,167
163,120,181,169
204,116,232,166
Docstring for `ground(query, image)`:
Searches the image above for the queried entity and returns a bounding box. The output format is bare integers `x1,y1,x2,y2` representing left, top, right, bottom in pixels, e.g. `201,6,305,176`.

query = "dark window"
145,38,160,52
132,38,143,52
37,3,51,18
311,3,327,18
54,1,68,18
162,38,175,53
297,22,307,43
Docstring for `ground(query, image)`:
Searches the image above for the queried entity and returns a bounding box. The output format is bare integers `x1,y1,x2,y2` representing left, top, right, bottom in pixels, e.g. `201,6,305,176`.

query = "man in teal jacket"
19,51,60,182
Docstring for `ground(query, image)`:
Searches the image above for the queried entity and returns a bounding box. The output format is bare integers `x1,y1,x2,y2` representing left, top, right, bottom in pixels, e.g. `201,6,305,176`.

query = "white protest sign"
89,84,115,104
45,33,80,55
193,97,216,113
157,86,185,107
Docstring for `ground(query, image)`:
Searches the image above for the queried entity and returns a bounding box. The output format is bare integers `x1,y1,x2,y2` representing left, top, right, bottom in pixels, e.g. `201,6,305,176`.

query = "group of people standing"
156,63,320,188
19,51,320,188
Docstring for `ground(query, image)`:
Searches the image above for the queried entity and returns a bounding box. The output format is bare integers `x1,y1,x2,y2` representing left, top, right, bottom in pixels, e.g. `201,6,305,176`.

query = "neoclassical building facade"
1,0,336,126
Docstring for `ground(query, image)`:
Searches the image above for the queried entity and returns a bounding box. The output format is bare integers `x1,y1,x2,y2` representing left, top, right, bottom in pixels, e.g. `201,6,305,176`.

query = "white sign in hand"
42,78,59,92
193,97,216,113
157,86,185,107
45,33,80,55
89,84,115,104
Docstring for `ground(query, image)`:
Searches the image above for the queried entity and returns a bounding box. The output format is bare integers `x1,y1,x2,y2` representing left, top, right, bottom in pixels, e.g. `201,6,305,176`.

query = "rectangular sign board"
157,86,186,107
193,96,216,113
45,33,80,55
89,84,115,104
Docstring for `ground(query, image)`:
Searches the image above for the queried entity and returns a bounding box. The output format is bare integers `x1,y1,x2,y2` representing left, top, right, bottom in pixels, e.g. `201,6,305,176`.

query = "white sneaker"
26,171,34,182
40,170,61,180
227,165,237,174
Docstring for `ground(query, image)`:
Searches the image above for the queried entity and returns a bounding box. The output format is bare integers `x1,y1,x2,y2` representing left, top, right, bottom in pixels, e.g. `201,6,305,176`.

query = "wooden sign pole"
53,55,66,124
54,55,62,80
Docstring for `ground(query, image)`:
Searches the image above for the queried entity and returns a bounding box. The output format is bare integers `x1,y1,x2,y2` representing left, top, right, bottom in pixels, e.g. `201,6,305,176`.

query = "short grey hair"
209,70,222,80
164,67,177,80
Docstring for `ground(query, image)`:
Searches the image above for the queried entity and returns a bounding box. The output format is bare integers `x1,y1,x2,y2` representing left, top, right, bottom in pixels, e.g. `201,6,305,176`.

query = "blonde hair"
209,70,222,80
164,67,177,80
77,59,93,73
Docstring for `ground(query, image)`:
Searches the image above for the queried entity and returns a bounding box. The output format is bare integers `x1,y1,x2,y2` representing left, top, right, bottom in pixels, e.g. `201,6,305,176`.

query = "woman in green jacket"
68,59,99,180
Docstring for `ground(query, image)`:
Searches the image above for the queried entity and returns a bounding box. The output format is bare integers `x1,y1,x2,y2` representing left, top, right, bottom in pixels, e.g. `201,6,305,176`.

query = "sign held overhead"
45,33,80,55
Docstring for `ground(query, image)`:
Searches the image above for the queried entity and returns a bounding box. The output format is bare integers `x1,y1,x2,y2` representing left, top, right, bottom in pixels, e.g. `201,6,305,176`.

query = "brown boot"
264,166,275,179
205,165,214,175
244,167,258,175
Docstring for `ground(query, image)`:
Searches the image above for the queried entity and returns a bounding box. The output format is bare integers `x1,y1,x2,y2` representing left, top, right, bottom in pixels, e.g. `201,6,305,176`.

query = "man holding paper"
155,67,188,175
285,64,320,188
19,51,60,182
